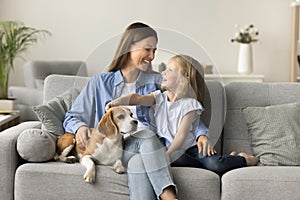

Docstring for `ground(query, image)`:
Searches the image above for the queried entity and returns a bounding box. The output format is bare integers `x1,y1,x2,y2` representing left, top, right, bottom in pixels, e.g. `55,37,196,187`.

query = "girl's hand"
166,151,171,164
105,101,114,112
197,135,217,157
105,99,119,111
105,96,130,112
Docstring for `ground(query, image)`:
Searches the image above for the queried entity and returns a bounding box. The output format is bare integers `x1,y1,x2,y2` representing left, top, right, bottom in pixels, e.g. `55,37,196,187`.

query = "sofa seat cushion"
172,167,220,200
221,166,300,200
15,162,130,200
15,162,220,200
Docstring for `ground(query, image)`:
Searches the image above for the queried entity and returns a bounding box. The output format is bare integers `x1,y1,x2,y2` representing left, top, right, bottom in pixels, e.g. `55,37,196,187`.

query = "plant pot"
0,99,16,112
237,43,253,75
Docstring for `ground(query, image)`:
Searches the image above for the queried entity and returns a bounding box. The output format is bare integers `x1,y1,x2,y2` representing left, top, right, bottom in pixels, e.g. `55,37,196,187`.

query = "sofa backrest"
24,61,88,89
44,74,89,103
223,82,300,155
202,81,226,152
44,74,225,151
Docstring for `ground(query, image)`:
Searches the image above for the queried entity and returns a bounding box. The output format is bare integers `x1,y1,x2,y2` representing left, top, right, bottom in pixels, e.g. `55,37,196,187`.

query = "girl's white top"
152,90,203,150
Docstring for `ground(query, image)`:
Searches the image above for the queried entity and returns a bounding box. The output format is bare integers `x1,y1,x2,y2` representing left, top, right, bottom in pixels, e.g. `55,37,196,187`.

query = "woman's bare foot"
238,152,259,166
230,151,237,156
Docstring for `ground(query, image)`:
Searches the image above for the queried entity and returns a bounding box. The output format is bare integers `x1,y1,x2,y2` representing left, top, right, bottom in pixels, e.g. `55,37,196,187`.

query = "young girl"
106,54,259,173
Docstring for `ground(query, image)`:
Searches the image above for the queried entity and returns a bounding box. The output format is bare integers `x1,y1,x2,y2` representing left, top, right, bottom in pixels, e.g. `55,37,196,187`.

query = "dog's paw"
65,156,76,163
53,153,60,161
83,168,96,183
113,160,125,174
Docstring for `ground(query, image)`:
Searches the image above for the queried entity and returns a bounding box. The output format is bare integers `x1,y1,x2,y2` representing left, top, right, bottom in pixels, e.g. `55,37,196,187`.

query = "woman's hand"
76,126,90,151
197,135,217,157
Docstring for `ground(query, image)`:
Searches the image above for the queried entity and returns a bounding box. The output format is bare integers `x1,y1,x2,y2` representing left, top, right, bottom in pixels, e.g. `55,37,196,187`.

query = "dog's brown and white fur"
54,107,138,183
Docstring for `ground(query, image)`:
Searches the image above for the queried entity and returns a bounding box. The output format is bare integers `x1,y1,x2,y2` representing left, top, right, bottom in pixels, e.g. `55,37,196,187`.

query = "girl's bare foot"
238,152,259,166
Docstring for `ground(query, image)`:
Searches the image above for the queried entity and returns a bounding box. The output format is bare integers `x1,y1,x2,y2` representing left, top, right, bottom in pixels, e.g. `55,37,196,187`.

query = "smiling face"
161,59,186,92
128,36,157,72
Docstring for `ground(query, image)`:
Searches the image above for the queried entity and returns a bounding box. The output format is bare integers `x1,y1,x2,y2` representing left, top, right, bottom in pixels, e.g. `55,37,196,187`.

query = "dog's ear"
98,110,118,139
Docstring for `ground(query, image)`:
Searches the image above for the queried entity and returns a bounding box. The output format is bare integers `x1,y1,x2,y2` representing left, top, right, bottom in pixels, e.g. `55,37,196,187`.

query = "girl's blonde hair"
107,22,158,72
170,54,205,105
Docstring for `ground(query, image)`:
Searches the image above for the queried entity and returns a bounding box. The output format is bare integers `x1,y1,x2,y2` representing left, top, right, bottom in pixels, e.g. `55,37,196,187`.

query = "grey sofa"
1,74,300,200
8,61,88,122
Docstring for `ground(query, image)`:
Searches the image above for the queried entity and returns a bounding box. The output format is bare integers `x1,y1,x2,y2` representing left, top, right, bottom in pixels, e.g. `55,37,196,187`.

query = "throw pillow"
17,129,56,162
32,88,79,137
242,102,300,166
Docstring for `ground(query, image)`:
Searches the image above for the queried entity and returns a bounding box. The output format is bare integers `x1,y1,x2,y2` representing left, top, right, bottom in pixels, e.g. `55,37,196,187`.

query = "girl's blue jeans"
171,145,247,176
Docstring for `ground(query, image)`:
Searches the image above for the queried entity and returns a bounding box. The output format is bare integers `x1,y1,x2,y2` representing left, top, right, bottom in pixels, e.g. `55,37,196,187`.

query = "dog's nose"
132,120,138,125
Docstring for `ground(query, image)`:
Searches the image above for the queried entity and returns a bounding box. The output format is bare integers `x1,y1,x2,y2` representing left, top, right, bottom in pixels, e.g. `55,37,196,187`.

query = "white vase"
237,43,253,75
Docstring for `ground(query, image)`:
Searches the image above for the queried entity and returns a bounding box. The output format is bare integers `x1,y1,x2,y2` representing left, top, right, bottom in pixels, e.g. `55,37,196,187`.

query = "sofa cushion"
242,102,300,166
17,129,56,162
222,166,300,200
15,163,220,200
32,88,79,137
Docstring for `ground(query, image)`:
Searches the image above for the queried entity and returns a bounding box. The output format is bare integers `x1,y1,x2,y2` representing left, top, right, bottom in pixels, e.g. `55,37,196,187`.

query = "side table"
0,112,20,132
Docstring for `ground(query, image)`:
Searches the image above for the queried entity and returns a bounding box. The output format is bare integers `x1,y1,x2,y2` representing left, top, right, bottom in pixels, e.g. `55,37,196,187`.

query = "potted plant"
231,24,259,44
0,21,50,110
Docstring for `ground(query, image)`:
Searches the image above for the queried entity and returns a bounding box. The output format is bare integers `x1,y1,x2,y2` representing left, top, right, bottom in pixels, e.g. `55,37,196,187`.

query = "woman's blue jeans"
171,145,247,176
122,129,176,200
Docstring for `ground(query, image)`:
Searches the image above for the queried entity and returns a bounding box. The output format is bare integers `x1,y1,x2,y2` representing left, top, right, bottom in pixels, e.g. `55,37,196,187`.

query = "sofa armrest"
0,121,41,200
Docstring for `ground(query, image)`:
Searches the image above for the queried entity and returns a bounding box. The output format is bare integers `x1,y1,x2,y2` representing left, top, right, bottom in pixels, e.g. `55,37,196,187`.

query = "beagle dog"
54,107,138,183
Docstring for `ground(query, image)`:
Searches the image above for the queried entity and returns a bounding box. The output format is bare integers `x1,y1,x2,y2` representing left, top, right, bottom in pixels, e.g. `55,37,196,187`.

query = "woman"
63,22,180,200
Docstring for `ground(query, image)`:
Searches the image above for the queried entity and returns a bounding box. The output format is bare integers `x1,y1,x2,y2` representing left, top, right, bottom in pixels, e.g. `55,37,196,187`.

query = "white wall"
0,0,293,86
